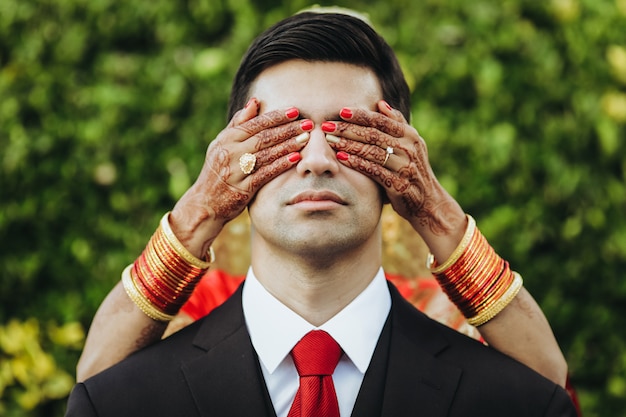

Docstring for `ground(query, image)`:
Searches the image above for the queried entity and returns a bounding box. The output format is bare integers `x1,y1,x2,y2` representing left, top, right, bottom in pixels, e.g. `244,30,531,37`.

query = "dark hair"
228,12,411,120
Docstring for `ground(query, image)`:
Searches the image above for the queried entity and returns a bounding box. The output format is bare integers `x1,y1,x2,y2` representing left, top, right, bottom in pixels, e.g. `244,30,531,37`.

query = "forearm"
411,197,567,387
76,282,167,382
478,288,568,387
76,209,221,382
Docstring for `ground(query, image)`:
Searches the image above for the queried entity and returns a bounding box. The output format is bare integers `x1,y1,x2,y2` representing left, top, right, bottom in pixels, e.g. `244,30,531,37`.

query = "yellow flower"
0,319,39,355
16,386,42,411
43,371,75,399
48,321,85,349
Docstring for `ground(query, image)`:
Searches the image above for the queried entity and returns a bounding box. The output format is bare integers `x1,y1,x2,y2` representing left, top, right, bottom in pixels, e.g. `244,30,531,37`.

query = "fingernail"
300,119,314,131
285,107,299,119
325,134,340,144
336,151,350,161
288,152,301,163
340,108,353,119
321,121,336,133
382,100,392,111
295,132,310,144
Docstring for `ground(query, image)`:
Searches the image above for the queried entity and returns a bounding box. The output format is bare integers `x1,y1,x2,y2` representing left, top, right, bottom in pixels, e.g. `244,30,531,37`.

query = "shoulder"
68,288,246,416
66,321,204,416
387,284,576,416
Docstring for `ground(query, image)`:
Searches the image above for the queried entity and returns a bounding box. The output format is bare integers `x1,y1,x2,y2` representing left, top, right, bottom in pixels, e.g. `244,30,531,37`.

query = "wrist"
170,196,225,259
121,213,216,322
427,214,523,326
410,195,466,262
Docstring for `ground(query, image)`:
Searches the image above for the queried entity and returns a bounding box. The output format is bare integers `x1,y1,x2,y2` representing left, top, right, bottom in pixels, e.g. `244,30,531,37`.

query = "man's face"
247,60,384,259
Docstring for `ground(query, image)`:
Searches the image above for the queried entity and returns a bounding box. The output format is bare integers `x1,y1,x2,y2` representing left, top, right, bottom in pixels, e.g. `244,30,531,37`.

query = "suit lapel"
379,284,463,417
350,314,392,417
181,285,276,417
179,282,462,417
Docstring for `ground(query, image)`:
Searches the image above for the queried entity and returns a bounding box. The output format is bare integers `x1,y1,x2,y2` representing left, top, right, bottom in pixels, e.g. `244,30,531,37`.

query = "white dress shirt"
242,267,391,417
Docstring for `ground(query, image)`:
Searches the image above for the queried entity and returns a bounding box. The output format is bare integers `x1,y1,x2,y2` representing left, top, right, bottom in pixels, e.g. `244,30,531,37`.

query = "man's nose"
295,125,340,176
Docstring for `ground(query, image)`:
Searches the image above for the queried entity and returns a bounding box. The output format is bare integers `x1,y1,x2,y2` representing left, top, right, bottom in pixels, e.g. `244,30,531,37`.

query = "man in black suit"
67,9,577,417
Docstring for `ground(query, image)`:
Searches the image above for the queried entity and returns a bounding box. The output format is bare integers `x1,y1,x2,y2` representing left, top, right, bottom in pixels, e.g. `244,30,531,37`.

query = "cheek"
247,176,283,214
347,171,384,204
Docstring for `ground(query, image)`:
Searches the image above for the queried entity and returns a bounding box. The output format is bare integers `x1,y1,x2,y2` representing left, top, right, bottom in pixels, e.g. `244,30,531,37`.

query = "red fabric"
287,331,342,417
566,376,582,417
180,270,244,320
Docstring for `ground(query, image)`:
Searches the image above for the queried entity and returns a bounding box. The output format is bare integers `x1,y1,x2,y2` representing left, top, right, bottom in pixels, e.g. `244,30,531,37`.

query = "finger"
377,100,408,124
334,152,401,193
324,120,402,166
228,98,260,128
253,131,310,169
339,106,405,138
234,106,301,142
248,118,313,153
325,134,390,167
234,129,309,179
242,151,302,191
321,119,396,152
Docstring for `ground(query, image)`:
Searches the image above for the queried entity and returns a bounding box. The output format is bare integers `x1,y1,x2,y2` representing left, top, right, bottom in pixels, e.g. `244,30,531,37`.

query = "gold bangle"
121,264,176,322
428,215,476,274
466,272,523,327
160,212,215,270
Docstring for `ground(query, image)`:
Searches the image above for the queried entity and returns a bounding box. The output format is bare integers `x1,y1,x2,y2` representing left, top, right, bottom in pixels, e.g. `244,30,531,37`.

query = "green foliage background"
1,0,625,415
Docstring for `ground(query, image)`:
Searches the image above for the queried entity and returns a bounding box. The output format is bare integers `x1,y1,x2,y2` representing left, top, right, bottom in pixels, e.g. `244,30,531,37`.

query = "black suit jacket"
66,283,576,416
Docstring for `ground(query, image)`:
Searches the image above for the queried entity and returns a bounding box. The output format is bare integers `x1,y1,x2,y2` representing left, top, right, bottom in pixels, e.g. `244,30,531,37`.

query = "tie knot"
291,330,342,377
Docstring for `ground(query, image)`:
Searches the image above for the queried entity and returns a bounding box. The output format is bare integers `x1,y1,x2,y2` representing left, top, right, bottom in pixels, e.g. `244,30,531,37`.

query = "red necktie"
287,330,342,417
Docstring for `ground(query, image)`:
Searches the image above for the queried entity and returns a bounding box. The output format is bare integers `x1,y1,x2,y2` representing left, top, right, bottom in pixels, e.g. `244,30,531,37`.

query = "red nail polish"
285,107,299,119
288,152,301,163
321,121,336,133
336,151,349,161
300,119,313,131
340,108,353,119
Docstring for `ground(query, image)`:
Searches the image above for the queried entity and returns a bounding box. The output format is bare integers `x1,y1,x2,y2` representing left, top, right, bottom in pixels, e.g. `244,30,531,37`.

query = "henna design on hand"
200,141,252,220
252,122,302,153
334,109,459,236
236,111,284,136
332,139,388,165
170,105,307,256
348,109,404,138
248,157,294,191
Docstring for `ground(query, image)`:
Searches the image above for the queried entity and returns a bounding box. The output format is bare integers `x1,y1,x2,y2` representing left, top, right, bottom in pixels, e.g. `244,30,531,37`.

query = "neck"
250,234,382,327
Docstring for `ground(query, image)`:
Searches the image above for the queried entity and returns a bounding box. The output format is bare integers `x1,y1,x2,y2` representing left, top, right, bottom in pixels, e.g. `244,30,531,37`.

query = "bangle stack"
427,215,523,327
121,212,214,322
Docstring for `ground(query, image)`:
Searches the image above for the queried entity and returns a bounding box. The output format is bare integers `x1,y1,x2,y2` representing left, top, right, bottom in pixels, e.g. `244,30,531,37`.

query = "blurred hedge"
1,0,625,415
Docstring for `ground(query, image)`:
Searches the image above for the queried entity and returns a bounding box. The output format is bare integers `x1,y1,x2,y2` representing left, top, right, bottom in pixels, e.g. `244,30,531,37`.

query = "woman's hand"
324,100,464,237
170,99,312,257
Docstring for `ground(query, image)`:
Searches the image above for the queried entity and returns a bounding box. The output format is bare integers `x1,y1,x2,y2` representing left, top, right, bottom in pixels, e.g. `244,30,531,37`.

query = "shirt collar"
242,267,391,374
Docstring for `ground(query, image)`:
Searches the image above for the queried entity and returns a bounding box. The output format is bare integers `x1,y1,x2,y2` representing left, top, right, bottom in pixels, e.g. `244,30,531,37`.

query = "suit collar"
180,281,462,417
362,283,462,417
182,284,277,417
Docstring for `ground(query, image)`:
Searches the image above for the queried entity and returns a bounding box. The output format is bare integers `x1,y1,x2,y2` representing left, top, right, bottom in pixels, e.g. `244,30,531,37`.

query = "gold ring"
239,153,256,175
382,146,394,167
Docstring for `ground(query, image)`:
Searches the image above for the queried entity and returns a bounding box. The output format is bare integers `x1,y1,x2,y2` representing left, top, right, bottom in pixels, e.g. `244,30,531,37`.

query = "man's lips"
288,191,347,206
